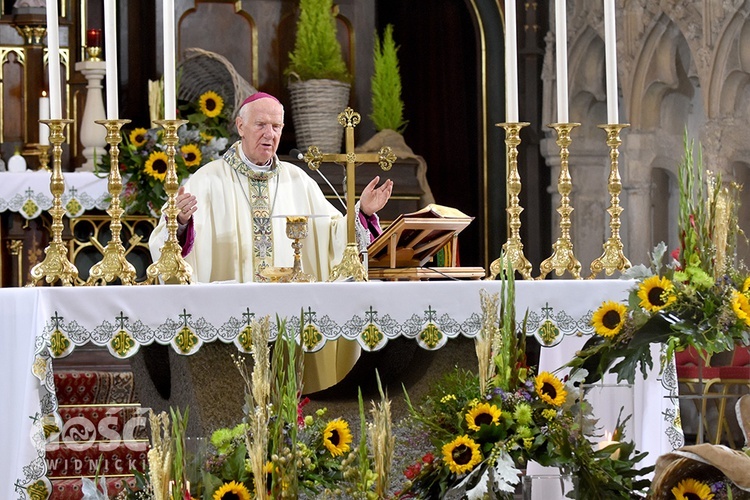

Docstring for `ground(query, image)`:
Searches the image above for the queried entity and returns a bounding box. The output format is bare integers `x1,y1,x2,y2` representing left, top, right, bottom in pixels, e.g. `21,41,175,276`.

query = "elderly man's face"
236,98,284,165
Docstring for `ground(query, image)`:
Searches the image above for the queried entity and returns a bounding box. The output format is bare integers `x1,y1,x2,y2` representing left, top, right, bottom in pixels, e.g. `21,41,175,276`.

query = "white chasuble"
149,146,360,392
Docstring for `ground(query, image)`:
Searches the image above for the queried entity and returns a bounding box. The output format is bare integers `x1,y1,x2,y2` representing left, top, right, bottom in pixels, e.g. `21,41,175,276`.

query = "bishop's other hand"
176,186,197,225
360,176,393,216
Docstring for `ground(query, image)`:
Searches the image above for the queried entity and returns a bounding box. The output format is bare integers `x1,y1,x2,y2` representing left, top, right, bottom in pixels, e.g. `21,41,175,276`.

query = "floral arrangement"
395,263,652,499
569,135,750,385
118,316,389,500
669,477,744,500
101,90,233,216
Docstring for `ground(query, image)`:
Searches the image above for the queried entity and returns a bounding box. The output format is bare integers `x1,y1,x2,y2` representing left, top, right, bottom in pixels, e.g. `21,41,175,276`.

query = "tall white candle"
603,0,619,124
504,0,519,123
103,0,118,120
162,0,176,120
39,92,50,145
45,0,62,119
555,0,569,123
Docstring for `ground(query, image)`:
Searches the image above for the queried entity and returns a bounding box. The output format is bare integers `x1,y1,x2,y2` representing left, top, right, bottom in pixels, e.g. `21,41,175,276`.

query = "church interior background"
2,0,750,498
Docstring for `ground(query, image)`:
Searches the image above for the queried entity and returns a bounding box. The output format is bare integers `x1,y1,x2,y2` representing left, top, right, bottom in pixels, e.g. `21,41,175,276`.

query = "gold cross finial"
302,107,396,281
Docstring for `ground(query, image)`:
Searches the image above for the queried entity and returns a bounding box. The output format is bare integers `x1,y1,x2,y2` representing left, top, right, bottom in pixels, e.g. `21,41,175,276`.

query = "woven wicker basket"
651,456,748,499
177,47,256,121
288,78,351,153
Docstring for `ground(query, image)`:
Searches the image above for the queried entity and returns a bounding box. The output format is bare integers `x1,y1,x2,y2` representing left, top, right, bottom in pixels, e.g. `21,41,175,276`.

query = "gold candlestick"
539,122,582,279
87,119,137,285
38,144,50,171
589,123,631,278
145,119,193,285
488,122,533,280
29,119,79,286
286,216,316,283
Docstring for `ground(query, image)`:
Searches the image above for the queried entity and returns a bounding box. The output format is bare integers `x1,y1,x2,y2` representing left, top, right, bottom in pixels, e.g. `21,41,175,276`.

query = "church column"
621,131,658,267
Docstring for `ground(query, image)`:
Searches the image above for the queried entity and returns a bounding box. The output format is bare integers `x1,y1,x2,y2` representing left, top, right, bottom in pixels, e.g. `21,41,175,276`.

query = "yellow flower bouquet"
101,90,233,216
397,266,651,499
569,135,750,385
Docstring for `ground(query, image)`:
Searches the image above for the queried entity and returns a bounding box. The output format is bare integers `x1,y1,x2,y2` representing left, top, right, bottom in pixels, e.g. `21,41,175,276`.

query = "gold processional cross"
303,107,396,281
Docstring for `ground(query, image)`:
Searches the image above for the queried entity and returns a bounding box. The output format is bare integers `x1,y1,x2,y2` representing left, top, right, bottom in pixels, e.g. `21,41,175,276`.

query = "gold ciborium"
286,215,315,283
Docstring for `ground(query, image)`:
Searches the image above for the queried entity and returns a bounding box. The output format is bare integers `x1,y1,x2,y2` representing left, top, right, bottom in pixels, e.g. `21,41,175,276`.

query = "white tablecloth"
0,171,109,218
0,279,680,498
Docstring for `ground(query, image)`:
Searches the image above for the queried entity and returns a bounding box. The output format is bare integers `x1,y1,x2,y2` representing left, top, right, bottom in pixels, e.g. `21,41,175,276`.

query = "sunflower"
144,151,169,181
591,301,628,338
181,143,202,168
637,275,676,312
128,127,148,147
213,480,251,500
199,90,224,118
322,419,352,457
535,371,567,407
742,276,750,293
465,403,501,431
732,290,750,327
442,435,482,475
671,478,714,500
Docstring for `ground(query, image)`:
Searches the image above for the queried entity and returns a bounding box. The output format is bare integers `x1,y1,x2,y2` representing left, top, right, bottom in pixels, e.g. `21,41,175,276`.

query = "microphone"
289,148,347,212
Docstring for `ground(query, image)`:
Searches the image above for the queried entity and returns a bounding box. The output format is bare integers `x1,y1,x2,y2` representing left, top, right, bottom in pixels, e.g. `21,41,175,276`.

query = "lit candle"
555,0,569,123
163,0,176,120
597,431,621,460
45,0,62,119
603,0,618,124
39,92,50,146
86,29,102,49
504,0,519,123
103,0,118,119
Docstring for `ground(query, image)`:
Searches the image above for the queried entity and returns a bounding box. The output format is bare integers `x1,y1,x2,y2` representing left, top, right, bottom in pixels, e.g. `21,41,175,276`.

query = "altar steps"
49,364,149,499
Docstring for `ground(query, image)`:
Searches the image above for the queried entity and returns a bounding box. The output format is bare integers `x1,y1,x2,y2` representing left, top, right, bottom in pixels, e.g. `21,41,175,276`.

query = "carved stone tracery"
541,0,750,270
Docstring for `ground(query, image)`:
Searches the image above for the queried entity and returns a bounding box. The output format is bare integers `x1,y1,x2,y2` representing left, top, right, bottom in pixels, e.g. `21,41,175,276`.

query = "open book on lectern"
367,204,474,269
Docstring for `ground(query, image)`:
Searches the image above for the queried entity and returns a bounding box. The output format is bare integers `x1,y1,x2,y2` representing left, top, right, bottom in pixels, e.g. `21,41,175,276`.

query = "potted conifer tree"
286,0,351,153
370,24,407,135
360,25,435,207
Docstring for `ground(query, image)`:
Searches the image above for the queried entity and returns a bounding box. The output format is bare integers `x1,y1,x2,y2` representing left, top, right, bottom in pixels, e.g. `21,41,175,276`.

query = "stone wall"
540,0,750,270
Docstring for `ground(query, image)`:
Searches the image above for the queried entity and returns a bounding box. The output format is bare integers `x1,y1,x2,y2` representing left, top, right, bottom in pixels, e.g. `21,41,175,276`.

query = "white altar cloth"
0,171,109,219
0,279,680,498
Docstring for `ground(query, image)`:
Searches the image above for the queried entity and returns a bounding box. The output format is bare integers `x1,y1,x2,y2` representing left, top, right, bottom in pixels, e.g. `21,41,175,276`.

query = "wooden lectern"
367,204,486,280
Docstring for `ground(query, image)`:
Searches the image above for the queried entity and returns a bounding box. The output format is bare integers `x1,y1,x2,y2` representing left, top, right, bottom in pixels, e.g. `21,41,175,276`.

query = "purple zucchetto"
239,92,280,109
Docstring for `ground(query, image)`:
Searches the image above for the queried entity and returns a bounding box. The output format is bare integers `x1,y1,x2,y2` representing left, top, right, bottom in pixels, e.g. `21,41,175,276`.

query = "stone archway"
540,1,750,269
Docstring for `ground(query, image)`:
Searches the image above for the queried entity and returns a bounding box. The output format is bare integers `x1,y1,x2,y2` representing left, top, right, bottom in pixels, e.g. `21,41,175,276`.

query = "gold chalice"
286,215,315,283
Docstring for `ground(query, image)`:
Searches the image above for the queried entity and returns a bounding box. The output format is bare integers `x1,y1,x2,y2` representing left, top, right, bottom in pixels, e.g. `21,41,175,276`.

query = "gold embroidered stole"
222,142,280,281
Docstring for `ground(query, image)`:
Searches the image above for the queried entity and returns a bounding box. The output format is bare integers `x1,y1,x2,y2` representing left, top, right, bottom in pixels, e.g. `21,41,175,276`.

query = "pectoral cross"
303,107,396,281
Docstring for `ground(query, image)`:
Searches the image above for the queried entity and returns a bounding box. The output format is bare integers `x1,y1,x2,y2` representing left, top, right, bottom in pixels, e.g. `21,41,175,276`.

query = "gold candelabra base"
489,121,533,280
589,123,631,278
87,119,137,285
29,119,78,286
328,243,368,282
145,119,193,285
538,122,582,280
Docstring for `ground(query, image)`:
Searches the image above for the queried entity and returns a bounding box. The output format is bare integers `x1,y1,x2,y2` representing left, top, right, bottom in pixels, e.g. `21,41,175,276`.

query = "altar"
0,279,681,497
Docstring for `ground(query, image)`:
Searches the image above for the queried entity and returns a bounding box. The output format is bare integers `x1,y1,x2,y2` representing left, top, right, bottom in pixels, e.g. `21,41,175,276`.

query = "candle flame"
41,90,47,97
